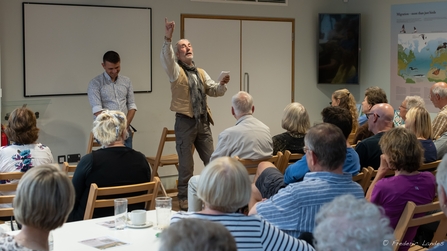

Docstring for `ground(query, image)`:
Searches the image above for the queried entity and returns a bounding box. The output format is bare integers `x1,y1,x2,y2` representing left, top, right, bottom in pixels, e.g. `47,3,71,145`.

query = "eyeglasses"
365,113,380,119
399,105,407,110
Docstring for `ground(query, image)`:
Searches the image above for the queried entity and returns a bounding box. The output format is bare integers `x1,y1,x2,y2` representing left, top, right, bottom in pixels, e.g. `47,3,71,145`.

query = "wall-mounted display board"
23,3,152,97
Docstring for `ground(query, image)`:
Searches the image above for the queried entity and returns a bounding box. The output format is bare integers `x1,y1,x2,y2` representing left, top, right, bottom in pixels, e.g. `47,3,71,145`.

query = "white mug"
130,210,146,225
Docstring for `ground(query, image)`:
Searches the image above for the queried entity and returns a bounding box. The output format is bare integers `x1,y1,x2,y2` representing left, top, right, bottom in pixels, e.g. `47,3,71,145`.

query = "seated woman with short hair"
0,164,74,251
0,107,53,207
366,127,436,251
68,110,151,222
272,102,310,154
171,157,314,251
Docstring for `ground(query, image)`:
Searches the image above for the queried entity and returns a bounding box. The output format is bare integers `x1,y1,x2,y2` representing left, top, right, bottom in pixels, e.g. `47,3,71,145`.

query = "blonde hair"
14,164,75,231
197,157,251,213
332,89,359,132
281,102,310,134
92,110,127,146
405,106,432,140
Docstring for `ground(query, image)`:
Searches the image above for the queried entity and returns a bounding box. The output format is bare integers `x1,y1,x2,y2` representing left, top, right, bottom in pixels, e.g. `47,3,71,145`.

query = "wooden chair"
146,128,181,182
0,172,25,218
83,177,160,220
419,160,441,174
276,150,304,174
235,152,283,175
393,201,447,251
352,167,372,193
86,132,102,154
63,162,77,179
365,166,395,193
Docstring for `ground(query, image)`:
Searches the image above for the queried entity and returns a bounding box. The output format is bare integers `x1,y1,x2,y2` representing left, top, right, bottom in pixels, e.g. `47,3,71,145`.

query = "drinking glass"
155,197,172,230
114,198,128,230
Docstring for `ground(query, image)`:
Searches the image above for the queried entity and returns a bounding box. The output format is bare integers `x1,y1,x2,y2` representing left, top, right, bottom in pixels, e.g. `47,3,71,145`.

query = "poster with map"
391,2,447,112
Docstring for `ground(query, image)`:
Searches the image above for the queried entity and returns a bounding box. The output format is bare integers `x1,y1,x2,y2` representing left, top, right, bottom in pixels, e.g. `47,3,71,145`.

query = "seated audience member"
355,103,394,169
432,154,447,250
160,218,237,251
0,107,53,207
68,110,151,221
188,91,272,212
331,88,359,133
354,86,388,143
398,95,425,126
314,194,394,251
272,102,309,154
405,106,437,163
429,82,447,139
0,164,74,251
435,132,447,160
249,123,364,238
366,127,436,251
171,157,314,251
282,106,360,185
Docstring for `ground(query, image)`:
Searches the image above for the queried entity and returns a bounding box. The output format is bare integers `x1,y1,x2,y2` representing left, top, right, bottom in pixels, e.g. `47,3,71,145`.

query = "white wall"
0,0,439,180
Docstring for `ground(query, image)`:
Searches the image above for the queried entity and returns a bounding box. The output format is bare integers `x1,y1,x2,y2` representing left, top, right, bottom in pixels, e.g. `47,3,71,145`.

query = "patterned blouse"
0,233,38,251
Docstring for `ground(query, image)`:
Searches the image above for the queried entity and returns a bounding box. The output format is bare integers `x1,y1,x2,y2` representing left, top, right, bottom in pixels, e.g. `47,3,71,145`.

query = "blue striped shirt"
256,172,365,237
171,212,314,251
87,72,137,115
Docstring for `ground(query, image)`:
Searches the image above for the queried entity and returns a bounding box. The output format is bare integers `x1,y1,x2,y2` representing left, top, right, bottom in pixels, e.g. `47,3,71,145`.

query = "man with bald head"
430,82,447,139
161,17,231,210
355,103,394,169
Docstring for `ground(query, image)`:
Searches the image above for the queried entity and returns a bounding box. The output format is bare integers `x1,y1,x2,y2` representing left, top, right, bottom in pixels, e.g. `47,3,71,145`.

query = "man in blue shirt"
87,51,137,148
248,122,364,237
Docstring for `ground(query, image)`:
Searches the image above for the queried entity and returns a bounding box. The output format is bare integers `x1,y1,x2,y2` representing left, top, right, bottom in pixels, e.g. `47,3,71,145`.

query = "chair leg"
158,179,168,197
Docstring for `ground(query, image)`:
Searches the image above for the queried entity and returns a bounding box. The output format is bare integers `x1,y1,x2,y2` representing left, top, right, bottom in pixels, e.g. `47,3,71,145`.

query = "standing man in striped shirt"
88,51,137,148
249,123,364,238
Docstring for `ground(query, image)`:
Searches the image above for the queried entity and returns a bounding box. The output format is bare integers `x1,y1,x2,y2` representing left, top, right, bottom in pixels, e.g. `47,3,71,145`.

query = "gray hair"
14,164,75,231
314,194,394,251
174,39,190,60
92,110,127,146
197,157,251,213
159,218,237,251
304,123,346,171
281,102,310,134
232,91,253,118
404,95,425,109
432,83,447,98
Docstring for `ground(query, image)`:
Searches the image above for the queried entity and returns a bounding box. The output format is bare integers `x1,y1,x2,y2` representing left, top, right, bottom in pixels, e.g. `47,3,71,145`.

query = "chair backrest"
147,127,179,181
277,150,304,174
419,160,441,174
83,177,160,220
87,132,102,154
365,166,395,193
235,152,283,175
352,167,372,193
0,172,25,217
63,162,77,179
393,201,447,251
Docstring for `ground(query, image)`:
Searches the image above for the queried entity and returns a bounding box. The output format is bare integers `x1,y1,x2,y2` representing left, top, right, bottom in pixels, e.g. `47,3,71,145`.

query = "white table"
12,210,172,251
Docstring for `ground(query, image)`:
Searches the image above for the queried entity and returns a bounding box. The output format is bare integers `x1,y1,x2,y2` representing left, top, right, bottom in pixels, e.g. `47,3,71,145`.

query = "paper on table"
217,71,230,82
80,236,129,250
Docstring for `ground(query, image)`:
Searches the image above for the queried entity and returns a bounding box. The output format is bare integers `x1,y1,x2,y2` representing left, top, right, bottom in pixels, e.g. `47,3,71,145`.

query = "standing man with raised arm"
87,51,137,148
161,18,230,211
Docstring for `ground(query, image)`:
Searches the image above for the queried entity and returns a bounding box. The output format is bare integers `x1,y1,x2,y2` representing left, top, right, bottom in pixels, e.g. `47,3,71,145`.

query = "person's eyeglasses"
365,113,380,119
399,105,407,110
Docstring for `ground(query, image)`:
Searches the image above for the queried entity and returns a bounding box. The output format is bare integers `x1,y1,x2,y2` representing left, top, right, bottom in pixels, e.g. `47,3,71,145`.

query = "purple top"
371,172,436,251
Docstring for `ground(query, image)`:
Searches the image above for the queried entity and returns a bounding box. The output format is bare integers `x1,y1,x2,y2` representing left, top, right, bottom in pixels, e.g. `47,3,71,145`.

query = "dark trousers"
175,113,214,200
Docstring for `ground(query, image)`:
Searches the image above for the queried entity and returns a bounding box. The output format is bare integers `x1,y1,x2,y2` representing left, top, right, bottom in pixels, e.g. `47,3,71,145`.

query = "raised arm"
160,17,180,82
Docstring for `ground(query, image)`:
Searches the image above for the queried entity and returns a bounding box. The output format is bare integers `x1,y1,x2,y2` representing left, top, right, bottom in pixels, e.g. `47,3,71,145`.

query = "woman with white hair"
68,110,151,221
171,157,314,251
0,164,74,251
314,194,394,251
